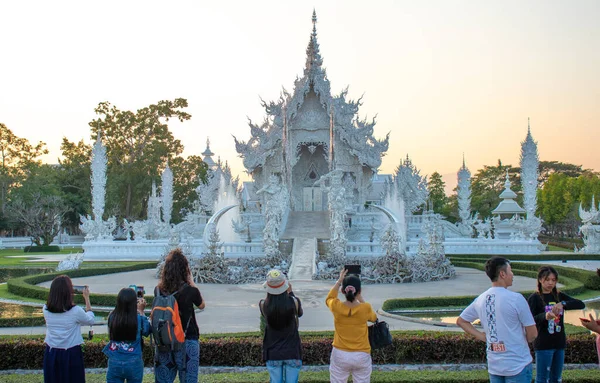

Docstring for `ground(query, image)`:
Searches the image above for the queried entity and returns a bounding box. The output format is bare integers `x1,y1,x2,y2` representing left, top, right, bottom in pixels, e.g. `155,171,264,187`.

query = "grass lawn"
0,248,82,266
0,369,598,382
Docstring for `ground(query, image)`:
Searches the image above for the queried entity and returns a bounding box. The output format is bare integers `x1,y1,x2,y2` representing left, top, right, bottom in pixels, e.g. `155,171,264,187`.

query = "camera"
73,285,86,294
129,285,145,298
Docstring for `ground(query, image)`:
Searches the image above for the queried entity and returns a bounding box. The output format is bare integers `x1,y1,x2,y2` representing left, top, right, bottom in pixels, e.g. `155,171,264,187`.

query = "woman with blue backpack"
152,248,205,383
103,287,151,383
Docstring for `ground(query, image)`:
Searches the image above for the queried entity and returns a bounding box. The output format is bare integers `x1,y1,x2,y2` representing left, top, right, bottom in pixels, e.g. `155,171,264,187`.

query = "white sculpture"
161,163,174,224
315,169,347,264
394,155,428,214
457,156,475,236
520,118,542,238
257,174,288,262
579,196,600,254
57,253,84,271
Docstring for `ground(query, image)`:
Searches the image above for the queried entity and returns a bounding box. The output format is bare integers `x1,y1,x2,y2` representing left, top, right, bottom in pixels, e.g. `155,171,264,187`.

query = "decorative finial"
462,153,466,169
528,117,531,134
504,170,511,188
312,9,317,32
206,137,211,150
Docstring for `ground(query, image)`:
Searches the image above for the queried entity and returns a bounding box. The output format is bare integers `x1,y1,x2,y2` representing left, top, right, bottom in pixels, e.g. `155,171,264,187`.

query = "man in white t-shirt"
457,256,537,383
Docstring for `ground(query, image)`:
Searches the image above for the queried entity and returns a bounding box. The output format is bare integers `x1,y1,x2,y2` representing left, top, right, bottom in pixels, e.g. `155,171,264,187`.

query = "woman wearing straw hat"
260,269,303,383
326,268,377,383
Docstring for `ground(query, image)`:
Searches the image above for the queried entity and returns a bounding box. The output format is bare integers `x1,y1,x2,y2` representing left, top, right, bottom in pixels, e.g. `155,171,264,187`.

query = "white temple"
80,12,545,266
234,11,389,213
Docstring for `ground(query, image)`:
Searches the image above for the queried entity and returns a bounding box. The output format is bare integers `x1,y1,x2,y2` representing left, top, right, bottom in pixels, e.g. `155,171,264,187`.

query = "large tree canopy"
57,138,92,231
470,160,520,219
90,99,191,219
0,123,47,220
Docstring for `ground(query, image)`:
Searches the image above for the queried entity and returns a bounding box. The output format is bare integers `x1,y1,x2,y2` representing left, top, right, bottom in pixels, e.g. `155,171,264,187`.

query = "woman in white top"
43,275,95,383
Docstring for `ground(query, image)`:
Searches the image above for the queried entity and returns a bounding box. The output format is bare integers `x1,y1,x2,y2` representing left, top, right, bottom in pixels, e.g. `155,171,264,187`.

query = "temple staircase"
282,211,330,280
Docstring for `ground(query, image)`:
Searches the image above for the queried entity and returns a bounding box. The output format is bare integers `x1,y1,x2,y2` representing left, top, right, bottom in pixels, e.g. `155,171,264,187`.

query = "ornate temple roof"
233,11,389,173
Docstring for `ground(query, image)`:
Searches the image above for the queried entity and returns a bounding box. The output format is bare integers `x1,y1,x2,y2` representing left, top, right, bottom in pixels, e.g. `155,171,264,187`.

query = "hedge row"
382,262,592,311
0,267,56,283
0,317,46,327
0,333,596,369
6,263,157,306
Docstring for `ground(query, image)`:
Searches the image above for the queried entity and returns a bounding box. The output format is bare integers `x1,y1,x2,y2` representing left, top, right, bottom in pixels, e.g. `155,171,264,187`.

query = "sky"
1,0,599,194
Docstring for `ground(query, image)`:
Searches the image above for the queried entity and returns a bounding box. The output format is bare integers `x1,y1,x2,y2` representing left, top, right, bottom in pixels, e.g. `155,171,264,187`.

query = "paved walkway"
1,267,536,335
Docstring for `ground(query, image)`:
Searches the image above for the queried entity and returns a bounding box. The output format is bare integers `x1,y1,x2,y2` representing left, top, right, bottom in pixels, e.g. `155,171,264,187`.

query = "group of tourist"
457,256,593,383
42,251,598,383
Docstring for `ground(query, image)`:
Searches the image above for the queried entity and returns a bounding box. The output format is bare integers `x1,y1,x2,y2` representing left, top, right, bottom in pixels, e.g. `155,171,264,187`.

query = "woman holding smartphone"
43,275,95,383
326,268,377,383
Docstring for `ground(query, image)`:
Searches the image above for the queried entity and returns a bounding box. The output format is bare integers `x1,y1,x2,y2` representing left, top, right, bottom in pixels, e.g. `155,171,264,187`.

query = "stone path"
288,238,316,280
283,211,330,281
0,267,535,336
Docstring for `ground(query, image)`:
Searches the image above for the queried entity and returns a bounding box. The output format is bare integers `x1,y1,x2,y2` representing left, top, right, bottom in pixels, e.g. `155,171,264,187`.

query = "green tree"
170,155,208,223
6,164,67,246
56,138,92,232
90,99,191,219
0,123,48,222
470,160,520,218
428,172,447,214
538,172,600,237
538,161,594,186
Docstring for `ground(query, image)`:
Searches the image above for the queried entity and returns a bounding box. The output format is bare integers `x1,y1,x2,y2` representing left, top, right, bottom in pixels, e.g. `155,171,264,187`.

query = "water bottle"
546,305,555,334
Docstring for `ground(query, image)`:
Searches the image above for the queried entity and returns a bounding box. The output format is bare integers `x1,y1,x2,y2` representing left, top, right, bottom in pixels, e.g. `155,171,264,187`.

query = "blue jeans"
266,359,302,383
535,349,565,383
107,358,144,383
489,363,533,383
154,340,200,383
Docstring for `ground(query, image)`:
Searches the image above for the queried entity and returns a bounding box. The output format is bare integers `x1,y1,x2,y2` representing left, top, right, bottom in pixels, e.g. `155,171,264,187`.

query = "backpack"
150,285,189,351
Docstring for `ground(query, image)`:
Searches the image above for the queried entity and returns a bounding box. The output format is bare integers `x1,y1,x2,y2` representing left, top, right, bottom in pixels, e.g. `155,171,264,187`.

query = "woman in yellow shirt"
326,268,377,383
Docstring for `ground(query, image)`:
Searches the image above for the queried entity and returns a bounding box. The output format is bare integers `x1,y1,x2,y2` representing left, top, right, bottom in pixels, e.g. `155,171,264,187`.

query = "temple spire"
202,137,217,170
304,10,324,80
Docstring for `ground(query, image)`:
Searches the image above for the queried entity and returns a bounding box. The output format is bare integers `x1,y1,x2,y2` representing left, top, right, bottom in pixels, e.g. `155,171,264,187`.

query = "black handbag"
368,319,392,349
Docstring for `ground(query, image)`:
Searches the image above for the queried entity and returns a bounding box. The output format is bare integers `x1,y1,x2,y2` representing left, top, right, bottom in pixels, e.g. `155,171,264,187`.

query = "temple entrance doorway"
302,187,323,211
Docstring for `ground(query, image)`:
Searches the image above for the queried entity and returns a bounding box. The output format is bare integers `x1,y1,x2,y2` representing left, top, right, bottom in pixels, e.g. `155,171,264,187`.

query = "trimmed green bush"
6,263,157,306
0,332,595,370
0,267,55,283
24,246,60,253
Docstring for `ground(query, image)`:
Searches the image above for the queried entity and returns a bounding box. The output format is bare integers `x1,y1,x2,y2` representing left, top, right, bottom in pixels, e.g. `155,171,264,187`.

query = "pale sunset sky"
1,1,598,193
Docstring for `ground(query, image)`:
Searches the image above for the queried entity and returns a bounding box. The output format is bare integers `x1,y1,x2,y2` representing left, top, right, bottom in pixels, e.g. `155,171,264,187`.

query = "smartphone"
344,264,361,275
136,285,145,298
73,285,86,294
129,285,145,298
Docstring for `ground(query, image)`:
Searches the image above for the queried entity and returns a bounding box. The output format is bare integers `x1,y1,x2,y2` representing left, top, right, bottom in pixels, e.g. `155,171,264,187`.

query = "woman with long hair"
154,248,205,383
103,287,151,382
528,265,585,383
43,275,95,383
259,269,303,383
326,268,377,383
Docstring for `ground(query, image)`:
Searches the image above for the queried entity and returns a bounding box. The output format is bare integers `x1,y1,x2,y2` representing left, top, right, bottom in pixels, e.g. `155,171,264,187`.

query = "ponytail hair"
342,275,361,302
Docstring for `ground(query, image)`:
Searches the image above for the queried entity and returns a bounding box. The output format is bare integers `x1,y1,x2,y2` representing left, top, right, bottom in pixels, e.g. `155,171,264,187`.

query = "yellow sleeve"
326,286,339,309
367,303,377,322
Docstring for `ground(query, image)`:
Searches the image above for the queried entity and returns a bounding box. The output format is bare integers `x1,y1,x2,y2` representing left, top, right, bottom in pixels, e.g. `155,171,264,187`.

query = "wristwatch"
560,301,566,307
